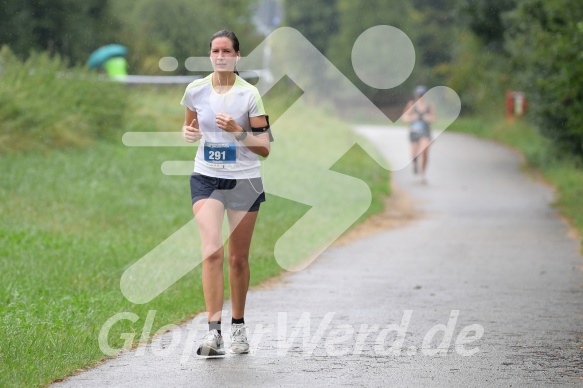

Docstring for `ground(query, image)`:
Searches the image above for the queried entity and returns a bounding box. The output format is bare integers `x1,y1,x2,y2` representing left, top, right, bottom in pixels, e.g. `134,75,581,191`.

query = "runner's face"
210,37,239,73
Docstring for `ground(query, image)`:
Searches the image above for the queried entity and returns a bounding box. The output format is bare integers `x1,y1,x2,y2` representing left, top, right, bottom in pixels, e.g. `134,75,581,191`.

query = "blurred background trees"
504,0,583,155
108,0,263,74
0,0,582,157
0,0,115,64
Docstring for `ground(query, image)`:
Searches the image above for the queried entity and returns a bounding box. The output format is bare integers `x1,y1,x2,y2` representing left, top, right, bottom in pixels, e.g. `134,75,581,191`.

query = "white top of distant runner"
181,73,266,179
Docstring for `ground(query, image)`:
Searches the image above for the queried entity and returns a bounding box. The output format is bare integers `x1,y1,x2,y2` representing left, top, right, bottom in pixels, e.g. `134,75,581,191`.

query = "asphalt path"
57,127,583,387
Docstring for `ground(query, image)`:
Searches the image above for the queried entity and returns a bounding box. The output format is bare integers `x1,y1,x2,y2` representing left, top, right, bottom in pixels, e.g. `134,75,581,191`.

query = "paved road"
58,127,583,387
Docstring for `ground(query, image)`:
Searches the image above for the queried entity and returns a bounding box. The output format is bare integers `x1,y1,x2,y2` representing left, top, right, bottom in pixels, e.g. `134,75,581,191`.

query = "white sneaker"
196,330,225,357
230,323,249,354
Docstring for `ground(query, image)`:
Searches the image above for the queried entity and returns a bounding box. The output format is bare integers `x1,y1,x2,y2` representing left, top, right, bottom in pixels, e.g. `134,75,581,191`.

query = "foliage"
450,0,583,157
410,0,457,70
0,0,115,65
0,0,262,74
282,0,460,107
440,0,516,114
284,0,339,56
504,0,583,157
326,0,416,102
458,0,516,52
442,30,511,115
0,47,127,151
109,0,262,75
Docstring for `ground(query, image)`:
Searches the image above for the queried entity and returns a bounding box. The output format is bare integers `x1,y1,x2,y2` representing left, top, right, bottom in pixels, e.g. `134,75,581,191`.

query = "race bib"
203,142,237,167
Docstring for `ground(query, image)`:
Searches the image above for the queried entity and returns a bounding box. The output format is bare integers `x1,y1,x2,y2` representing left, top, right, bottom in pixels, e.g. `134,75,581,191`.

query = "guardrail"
109,71,265,84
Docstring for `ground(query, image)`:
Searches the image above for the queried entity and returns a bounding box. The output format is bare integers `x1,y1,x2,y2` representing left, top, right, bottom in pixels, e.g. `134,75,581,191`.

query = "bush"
504,0,583,157
0,46,127,152
443,30,511,116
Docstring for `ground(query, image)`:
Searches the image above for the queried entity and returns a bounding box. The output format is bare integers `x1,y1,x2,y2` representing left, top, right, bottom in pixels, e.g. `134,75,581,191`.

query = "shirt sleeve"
180,88,192,110
248,88,266,117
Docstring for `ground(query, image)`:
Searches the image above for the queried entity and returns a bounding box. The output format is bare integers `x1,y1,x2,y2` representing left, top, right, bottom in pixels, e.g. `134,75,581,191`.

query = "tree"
284,0,339,56
326,0,417,105
282,0,460,110
458,0,516,52
108,0,261,74
410,0,457,70
505,0,583,155
0,0,115,65
439,0,517,114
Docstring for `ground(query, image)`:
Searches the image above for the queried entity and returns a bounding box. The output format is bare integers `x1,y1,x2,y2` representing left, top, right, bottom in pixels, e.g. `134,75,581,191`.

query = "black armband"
251,115,274,142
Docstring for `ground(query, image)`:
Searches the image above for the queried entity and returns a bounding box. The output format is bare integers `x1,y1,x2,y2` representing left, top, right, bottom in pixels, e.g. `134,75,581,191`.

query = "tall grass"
0,47,127,151
0,74,389,385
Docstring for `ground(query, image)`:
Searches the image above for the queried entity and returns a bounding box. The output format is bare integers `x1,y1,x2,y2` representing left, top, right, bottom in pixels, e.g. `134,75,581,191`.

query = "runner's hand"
215,113,241,134
183,119,202,143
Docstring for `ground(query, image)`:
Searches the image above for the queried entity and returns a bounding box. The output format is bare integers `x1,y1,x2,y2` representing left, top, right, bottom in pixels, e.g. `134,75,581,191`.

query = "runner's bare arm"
401,101,415,123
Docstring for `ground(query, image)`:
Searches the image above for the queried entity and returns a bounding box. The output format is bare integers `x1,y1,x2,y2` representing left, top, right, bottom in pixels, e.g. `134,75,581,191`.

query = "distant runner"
402,85,435,183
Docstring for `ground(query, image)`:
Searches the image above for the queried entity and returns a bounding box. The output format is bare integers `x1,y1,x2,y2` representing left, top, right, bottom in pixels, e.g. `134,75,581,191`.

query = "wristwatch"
235,130,247,141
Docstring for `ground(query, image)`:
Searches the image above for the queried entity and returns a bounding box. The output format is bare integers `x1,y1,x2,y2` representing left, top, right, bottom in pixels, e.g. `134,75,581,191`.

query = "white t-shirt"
181,74,266,179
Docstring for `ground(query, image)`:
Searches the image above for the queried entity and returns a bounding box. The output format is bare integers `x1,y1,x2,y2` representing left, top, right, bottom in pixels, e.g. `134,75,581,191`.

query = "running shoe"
196,330,225,357
230,323,249,354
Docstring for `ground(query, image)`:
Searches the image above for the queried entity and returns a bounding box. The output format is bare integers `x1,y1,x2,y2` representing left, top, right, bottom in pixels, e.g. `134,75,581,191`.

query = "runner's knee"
228,254,249,271
203,249,224,265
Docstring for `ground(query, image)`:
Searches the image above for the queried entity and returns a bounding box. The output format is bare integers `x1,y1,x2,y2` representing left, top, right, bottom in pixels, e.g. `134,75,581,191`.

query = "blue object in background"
88,44,128,69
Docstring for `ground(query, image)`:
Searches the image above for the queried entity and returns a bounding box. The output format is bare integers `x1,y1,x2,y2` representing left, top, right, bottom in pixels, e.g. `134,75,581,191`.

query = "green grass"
448,116,583,248
0,81,389,386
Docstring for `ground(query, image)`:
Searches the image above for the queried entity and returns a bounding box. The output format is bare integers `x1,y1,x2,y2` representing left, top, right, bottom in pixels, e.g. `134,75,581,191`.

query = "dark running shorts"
190,173,266,212
409,128,431,143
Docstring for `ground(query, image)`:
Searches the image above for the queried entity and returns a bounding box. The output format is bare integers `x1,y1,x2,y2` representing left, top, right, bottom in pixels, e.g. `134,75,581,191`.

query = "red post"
506,90,527,120
506,90,514,120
